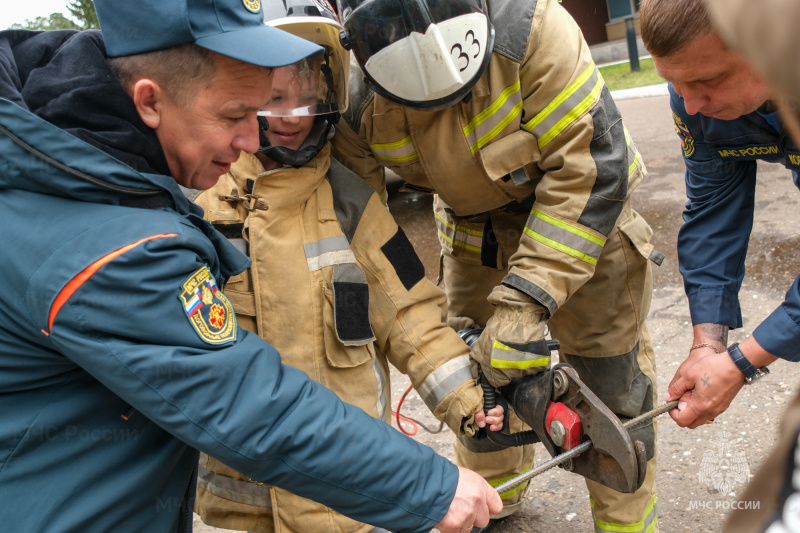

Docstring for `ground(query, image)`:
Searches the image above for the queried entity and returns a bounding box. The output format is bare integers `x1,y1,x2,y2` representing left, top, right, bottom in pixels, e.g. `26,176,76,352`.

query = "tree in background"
9,0,97,30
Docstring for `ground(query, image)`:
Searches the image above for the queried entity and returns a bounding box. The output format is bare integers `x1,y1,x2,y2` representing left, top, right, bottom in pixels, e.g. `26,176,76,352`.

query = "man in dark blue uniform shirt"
640,0,800,429
645,0,800,530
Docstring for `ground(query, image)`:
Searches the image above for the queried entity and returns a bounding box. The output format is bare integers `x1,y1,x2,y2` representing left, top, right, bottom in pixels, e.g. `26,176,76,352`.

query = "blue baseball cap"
95,0,323,68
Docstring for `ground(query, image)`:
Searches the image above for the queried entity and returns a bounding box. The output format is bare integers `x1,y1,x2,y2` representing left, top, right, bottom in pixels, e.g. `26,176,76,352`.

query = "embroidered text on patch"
179,266,237,345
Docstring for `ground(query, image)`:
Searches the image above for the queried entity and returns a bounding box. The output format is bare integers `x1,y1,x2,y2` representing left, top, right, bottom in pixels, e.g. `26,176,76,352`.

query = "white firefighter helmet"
337,0,494,110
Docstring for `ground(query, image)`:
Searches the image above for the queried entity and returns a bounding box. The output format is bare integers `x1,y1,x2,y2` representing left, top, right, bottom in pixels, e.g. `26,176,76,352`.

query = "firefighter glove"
471,285,551,388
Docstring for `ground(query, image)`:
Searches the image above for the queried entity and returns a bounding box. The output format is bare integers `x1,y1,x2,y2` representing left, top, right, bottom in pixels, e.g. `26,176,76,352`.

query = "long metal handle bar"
494,400,680,494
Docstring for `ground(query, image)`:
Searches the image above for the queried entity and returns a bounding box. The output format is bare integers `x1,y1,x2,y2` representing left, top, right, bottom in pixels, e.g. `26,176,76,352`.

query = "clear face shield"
256,17,349,166
258,21,349,118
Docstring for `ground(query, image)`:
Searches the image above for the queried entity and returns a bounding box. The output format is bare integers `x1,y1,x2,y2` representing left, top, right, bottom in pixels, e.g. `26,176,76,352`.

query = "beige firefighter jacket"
331,0,655,323
191,146,484,533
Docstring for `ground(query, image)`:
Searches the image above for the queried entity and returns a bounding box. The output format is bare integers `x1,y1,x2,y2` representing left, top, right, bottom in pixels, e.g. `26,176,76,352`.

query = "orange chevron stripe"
47,233,178,332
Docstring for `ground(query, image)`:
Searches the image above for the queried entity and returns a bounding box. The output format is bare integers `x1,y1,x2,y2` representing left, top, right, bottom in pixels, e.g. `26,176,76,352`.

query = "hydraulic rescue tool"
458,329,676,494
493,399,678,496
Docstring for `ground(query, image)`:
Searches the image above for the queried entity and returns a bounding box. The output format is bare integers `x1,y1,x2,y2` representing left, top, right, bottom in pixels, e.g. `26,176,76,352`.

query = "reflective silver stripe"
592,494,658,533
434,211,483,254
228,238,247,256
369,136,419,163
508,166,531,186
418,355,473,412
197,461,272,507
624,126,642,176
304,236,357,271
490,340,550,370
463,80,523,155
373,357,388,422
524,209,605,266
523,64,604,149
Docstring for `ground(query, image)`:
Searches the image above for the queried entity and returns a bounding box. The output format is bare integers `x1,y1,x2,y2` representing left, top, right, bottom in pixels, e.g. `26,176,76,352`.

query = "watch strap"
727,342,769,383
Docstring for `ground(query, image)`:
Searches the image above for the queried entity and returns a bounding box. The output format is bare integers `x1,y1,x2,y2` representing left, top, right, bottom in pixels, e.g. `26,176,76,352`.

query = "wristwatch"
727,342,770,384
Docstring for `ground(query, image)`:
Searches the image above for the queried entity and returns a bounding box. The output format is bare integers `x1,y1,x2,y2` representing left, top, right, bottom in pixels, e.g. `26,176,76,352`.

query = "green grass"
598,58,665,91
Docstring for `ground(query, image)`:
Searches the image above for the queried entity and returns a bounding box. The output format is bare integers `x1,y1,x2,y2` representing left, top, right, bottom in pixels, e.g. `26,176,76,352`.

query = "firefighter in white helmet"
191,2,504,532
331,0,662,531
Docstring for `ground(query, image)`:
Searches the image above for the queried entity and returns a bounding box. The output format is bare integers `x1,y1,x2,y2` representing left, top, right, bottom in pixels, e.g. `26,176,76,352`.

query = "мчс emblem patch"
242,0,261,13
179,266,237,345
673,112,695,158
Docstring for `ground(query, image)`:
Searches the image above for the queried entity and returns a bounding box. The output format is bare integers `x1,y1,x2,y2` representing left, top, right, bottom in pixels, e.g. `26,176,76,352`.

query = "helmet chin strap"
257,114,338,168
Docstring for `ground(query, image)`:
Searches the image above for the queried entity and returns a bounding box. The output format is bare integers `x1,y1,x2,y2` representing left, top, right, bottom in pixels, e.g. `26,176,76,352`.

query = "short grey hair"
107,43,218,108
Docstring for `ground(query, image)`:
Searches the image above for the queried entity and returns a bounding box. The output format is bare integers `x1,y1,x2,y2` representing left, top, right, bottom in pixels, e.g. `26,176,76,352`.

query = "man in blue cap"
0,1,501,532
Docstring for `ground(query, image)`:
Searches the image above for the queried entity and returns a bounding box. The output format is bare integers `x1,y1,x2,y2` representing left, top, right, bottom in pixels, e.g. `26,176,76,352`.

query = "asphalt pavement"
194,87,800,532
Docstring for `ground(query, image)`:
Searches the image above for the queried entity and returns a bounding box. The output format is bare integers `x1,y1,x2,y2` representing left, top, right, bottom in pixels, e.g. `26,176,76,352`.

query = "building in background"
562,0,646,64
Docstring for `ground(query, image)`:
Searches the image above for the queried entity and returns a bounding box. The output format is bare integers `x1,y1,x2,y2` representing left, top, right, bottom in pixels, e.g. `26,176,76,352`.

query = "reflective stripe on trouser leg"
583,324,659,532
589,459,658,533
453,410,535,518
546,203,659,531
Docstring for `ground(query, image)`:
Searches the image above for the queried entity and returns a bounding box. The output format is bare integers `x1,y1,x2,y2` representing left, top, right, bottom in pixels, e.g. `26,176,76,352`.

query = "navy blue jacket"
671,85,800,360
0,29,457,532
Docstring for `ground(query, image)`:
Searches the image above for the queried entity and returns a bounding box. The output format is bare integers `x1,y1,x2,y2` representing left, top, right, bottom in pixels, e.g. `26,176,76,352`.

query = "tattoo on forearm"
698,323,729,347
701,373,710,387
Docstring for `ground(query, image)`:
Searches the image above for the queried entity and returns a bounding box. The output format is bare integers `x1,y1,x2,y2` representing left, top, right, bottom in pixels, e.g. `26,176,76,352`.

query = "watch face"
745,367,770,384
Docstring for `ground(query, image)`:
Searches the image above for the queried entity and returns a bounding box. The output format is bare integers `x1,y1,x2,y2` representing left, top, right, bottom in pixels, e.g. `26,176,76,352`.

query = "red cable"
393,384,445,436
393,384,418,435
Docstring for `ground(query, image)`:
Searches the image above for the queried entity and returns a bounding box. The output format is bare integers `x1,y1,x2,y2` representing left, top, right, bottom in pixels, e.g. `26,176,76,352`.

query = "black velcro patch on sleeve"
212,223,245,239
333,281,373,342
381,228,426,291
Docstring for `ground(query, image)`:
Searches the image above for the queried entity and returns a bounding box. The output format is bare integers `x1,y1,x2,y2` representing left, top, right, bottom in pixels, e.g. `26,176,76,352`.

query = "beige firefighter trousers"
444,204,659,530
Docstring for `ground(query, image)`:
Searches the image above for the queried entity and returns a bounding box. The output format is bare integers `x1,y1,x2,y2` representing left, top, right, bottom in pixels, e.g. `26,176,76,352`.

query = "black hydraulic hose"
480,378,541,447
458,328,541,447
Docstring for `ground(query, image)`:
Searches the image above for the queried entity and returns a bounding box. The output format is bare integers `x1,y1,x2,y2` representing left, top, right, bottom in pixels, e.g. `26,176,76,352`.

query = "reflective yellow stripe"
624,125,640,176
531,209,605,246
463,80,523,154
437,230,482,254
591,494,658,533
523,64,605,149
434,211,483,254
370,136,419,163
523,228,598,266
538,74,604,148
524,65,595,131
487,465,534,500
524,209,605,266
491,340,550,369
491,357,550,369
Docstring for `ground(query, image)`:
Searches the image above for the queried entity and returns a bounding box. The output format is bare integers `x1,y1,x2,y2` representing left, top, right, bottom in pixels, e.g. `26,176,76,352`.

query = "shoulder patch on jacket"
381,228,426,291
673,111,695,158
179,266,237,345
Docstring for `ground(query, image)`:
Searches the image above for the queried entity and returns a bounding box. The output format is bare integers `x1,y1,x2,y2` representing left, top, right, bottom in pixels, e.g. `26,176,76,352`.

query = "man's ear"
132,79,163,130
